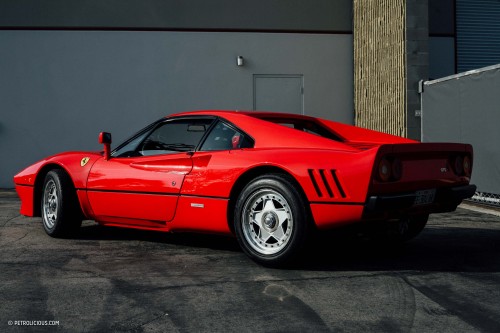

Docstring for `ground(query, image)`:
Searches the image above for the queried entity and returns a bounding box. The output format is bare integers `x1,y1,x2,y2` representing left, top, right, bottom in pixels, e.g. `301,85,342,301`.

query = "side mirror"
99,132,112,160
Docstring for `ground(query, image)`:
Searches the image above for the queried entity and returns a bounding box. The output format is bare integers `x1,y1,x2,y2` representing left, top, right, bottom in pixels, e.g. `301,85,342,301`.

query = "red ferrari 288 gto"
14,111,476,265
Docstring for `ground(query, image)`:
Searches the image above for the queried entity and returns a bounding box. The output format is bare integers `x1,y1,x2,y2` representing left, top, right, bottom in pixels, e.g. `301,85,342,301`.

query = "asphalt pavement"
1,189,500,333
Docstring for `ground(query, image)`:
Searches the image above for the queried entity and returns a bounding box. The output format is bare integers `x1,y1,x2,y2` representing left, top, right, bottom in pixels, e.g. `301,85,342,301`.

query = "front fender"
14,152,102,216
14,151,102,188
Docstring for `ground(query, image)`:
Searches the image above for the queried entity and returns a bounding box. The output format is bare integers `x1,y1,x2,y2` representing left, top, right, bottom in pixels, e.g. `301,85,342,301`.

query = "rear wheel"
234,174,309,266
41,170,82,237
388,214,429,242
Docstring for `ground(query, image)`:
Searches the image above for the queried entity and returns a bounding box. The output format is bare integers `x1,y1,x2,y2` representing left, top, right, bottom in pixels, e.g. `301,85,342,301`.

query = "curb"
460,203,500,217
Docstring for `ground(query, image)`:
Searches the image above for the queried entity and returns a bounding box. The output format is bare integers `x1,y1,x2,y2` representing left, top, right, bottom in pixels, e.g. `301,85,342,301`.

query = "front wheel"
41,170,82,237
234,174,309,266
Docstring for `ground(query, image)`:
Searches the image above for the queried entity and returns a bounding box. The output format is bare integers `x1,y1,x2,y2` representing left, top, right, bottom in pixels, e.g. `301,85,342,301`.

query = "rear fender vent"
307,169,347,198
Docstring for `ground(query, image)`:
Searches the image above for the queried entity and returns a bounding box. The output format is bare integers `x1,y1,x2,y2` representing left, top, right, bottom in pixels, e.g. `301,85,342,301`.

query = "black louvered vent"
308,169,347,198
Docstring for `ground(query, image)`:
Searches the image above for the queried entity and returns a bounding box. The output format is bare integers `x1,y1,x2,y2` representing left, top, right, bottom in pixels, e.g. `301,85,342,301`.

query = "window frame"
111,116,217,158
110,115,254,158
198,119,255,152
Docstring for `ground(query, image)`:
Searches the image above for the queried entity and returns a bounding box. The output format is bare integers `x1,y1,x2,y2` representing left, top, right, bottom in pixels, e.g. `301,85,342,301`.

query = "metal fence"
471,192,500,207
421,64,500,208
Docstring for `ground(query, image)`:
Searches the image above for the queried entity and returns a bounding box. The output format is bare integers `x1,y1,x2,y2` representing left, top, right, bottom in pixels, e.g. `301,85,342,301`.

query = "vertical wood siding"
353,0,407,137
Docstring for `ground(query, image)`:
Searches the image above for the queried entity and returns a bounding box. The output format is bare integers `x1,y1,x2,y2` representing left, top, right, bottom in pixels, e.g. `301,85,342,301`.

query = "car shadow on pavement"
292,225,500,273
75,220,500,273
77,222,241,253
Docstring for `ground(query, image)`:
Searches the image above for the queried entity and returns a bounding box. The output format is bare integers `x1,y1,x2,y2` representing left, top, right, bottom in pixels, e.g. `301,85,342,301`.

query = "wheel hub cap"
263,211,278,231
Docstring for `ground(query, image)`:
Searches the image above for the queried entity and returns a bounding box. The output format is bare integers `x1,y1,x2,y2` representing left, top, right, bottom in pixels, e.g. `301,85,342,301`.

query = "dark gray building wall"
0,0,352,32
429,37,455,79
406,0,428,140
0,30,353,187
429,0,500,78
456,0,500,72
428,0,456,79
429,0,455,36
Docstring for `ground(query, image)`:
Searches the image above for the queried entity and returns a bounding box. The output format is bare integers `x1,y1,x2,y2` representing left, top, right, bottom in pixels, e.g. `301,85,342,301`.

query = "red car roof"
169,110,414,150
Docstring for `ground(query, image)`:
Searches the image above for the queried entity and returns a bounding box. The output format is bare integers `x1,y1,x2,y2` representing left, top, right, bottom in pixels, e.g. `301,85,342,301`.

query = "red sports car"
14,110,476,265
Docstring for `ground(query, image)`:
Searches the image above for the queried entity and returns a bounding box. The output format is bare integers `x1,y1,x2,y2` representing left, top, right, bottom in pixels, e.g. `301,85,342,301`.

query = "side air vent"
308,169,323,197
331,170,346,198
307,169,347,198
319,169,333,197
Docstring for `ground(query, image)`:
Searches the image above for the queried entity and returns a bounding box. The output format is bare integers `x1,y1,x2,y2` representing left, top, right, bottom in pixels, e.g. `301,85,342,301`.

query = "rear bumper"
364,184,477,218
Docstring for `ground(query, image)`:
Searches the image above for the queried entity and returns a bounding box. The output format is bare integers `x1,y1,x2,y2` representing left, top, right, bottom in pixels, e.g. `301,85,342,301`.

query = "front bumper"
15,184,35,216
364,184,477,218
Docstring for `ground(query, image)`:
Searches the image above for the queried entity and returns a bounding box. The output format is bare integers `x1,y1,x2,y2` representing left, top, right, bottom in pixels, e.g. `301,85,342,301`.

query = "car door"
86,117,214,227
180,120,255,196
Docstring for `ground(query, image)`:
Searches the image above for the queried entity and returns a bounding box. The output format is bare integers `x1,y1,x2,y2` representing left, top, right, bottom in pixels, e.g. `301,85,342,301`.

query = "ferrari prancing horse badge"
80,157,90,167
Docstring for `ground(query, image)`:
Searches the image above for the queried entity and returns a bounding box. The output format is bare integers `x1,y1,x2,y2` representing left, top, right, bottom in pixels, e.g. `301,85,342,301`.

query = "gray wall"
0,30,353,188
421,64,500,195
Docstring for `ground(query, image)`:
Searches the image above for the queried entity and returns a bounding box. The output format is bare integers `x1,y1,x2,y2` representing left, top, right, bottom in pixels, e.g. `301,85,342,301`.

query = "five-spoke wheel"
42,179,59,229
234,174,309,266
241,189,294,255
41,170,82,237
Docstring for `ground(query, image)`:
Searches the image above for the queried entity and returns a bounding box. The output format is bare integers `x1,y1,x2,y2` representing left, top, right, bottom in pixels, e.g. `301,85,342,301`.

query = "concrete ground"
1,189,500,333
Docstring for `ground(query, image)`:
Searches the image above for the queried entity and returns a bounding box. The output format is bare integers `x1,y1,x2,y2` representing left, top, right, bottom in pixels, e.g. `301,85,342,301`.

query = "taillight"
451,155,472,177
453,155,464,176
377,158,391,182
377,157,402,182
463,155,472,177
391,157,402,181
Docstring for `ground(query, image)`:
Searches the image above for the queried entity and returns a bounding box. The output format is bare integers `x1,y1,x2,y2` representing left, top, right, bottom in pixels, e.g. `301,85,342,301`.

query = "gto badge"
80,157,90,167
440,167,448,173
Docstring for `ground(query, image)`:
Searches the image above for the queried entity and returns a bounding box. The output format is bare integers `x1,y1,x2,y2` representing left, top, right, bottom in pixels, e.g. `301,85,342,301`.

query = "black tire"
388,214,429,242
234,174,309,266
41,170,82,237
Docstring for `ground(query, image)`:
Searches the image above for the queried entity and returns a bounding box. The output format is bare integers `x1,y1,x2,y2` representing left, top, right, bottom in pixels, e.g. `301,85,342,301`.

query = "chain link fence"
470,191,500,207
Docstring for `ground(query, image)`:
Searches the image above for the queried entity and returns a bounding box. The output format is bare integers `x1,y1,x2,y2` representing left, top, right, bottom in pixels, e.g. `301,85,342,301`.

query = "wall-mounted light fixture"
237,56,244,67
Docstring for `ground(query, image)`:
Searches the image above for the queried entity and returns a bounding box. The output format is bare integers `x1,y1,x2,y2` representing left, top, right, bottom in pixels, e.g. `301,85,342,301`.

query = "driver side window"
140,118,213,156
113,118,213,157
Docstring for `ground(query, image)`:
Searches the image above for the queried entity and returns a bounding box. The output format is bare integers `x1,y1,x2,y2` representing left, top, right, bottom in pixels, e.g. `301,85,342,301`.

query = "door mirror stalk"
99,132,112,160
